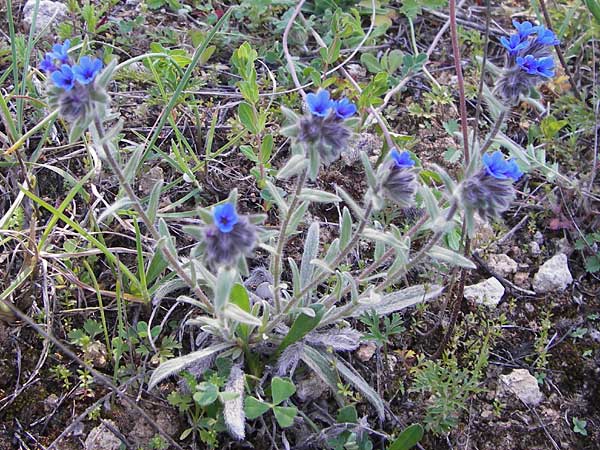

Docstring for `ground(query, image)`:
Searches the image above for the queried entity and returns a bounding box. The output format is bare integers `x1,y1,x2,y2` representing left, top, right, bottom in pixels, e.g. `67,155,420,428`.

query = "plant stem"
478,109,506,155
449,0,470,164
271,169,308,313
92,117,213,312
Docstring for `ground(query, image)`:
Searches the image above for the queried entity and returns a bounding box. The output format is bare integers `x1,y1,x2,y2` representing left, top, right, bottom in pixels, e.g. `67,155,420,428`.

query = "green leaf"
360,53,382,73
273,405,297,428
388,423,424,450
260,134,273,163
271,377,296,405
427,245,476,269
193,382,219,406
585,255,600,273
238,102,259,134
214,267,237,312
244,396,270,419
276,304,325,355
336,405,358,424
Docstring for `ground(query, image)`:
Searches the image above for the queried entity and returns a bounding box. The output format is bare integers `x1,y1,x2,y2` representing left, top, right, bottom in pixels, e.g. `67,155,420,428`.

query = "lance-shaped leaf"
148,342,234,390
299,188,341,203
277,155,309,180
388,423,424,450
276,304,325,355
300,222,320,294
215,267,237,312
350,284,444,318
427,245,476,269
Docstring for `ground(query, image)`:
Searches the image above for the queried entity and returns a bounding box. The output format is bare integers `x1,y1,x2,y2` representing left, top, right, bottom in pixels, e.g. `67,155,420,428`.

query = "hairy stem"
92,117,213,312
271,169,308,313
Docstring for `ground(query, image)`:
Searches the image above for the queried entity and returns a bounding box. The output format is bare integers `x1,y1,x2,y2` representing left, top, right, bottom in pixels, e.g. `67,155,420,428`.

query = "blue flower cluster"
495,21,559,104
40,40,103,91
499,21,559,78
306,90,357,120
204,202,257,267
379,149,418,207
461,151,523,220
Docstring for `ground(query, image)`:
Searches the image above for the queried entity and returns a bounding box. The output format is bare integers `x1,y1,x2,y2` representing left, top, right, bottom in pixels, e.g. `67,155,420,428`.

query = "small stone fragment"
464,277,505,306
85,341,108,368
533,231,544,245
532,253,573,294
487,254,518,277
84,420,122,450
529,241,542,256
23,0,68,33
296,373,329,402
356,342,377,362
513,272,530,289
498,369,543,406
556,237,573,256
472,216,495,249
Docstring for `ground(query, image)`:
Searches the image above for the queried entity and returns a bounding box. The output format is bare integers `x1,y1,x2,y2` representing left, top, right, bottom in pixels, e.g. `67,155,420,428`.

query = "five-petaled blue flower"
334,98,357,119
306,90,335,117
516,55,554,78
213,203,239,233
51,65,75,91
40,54,57,73
72,56,103,85
536,27,560,46
48,40,71,64
390,149,415,168
482,151,523,181
512,20,538,39
500,33,530,56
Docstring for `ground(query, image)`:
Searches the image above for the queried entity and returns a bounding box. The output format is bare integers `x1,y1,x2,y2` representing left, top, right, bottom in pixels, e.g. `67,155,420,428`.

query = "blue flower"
500,34,530,56
72,56,103,85
482,151,523,181
334,98,357,119
512,20,538,39
40,54,57,73
48,40,71,64
390,149,415,168
213,203,239,233
306,90,335,117
536,27,560,46
533,57,555,78
51,64,75,91
516,55,539,74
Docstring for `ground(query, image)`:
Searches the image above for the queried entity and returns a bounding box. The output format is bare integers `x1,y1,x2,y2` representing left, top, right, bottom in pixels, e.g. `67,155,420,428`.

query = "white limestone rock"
23,0,68,33
464,277,505,306
498,369,543,406
532,253,573,294
487,254,518,278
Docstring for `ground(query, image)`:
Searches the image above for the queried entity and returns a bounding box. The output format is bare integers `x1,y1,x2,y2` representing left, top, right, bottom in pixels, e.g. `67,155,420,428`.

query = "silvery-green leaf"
157,218,177,256
280,105,300,123
264,180,288,214
323,238,340,265
215,267,237,312
308,145,320,180
197,207,214,225
258,243,277,255
223,366,245,440
191,259,217,288
95,58,118,88
310,259,334,274
97,197,134,224
223,303,262,326
351,284,444,317
277,155,309,180
431,164,457,194
333,354,385,420
286,201,309,237
362,228,406,250
300,222,320,291
418,185,440,219
301,345,341,399
288,258,301,297
427,245,476,269
335,186,364,218
339,207,353,248
360,151,377,190
147,178,164,224
299,189,341,203
176,295,207,309
151,280,187,304
148,342,234,390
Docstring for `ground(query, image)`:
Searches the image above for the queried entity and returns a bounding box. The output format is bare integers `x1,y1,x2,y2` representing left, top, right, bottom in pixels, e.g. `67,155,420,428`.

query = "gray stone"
556,237,574,256
342,133,382,166
297,373,329,402
532,253,573,294
464,277,505,306
498,369,543,406
487,254,518,278
530,241,542,256
23,0,68,33
84,420,122,450
356,342,377,362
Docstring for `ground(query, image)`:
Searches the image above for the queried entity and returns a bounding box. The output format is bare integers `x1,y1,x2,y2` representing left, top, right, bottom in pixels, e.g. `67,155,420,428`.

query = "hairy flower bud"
204,204,257,267
298,114,352,165
380,149,418,207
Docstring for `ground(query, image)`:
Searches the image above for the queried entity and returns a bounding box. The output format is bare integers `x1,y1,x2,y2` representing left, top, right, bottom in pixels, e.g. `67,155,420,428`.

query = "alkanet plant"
35,20,562,446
